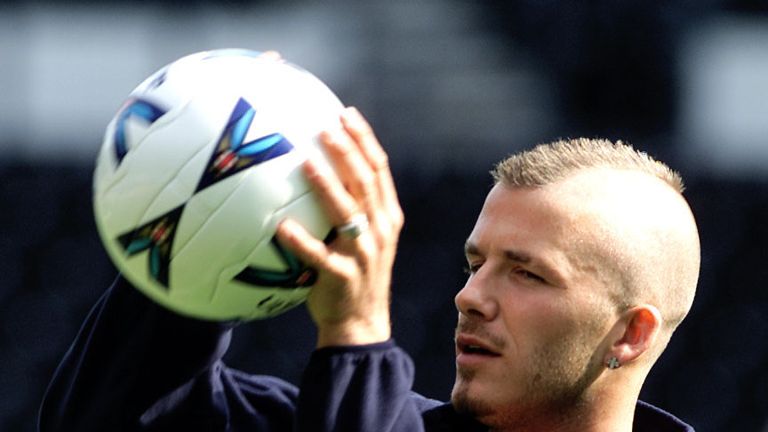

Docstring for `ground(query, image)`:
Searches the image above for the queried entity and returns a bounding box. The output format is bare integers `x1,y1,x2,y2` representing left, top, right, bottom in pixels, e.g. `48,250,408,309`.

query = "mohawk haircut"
492,138,684,194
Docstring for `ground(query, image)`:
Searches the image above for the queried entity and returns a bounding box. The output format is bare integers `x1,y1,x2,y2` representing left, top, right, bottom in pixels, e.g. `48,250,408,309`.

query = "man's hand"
275,107,403,348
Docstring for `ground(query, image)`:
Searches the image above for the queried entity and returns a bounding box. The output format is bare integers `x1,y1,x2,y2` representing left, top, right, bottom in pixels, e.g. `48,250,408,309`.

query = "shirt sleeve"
38,276,299,432
297,340,429,432
39,276,479,432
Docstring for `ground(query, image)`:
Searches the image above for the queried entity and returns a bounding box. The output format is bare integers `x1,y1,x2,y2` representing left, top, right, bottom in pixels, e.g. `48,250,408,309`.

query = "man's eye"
464,263,481,274
515,269,545,283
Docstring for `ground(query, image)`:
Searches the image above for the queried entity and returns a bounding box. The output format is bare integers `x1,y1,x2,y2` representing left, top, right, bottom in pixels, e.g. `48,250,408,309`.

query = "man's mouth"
461,345,496,355
455,334,501,357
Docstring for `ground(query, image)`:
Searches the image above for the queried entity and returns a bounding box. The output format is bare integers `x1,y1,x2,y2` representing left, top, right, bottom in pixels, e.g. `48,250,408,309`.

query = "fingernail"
259,50,283,62
319,130,335,144
318,129,345,152
302,159,319,177
277,219,298,236
341,106,363,125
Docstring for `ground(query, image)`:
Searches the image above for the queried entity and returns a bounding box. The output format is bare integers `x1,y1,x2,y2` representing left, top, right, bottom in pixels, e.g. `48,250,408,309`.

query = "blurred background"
1,0,767,431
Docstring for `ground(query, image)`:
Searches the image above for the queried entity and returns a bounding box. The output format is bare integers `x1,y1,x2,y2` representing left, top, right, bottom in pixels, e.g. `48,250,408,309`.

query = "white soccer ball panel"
169,163,304,292
95,104,218,237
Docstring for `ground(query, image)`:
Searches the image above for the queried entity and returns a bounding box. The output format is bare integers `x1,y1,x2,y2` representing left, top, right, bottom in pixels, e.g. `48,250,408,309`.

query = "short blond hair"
492,138,684,193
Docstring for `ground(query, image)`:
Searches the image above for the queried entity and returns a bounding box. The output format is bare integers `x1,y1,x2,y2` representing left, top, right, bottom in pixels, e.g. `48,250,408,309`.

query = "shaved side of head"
493,139,701,353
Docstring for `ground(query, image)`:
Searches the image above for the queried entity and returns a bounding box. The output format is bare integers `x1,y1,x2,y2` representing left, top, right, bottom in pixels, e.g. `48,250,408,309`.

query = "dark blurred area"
1,1,767,431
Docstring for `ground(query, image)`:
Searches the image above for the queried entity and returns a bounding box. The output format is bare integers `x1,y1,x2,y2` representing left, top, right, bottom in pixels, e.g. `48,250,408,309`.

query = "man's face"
451,182,616,427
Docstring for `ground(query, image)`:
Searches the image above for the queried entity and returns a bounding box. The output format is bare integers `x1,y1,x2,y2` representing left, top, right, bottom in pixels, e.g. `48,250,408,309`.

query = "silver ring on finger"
336,213,369,240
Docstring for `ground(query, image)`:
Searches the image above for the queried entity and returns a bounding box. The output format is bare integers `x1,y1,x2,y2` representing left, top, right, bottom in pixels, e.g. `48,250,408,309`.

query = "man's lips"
455,334,502,357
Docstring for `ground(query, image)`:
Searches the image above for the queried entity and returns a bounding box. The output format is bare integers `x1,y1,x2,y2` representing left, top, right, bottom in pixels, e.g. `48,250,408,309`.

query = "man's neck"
486,394,638,432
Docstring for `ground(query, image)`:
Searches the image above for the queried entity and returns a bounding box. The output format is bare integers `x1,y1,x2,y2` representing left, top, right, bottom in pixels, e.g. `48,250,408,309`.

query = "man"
449,141,700,431
39,106,699,431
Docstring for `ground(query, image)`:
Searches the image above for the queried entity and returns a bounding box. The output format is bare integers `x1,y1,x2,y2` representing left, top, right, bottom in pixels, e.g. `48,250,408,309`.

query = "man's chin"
451,381,493,419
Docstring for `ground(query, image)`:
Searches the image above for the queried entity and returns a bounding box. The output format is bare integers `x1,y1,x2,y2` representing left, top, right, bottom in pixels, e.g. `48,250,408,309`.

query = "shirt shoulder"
635,400,695,432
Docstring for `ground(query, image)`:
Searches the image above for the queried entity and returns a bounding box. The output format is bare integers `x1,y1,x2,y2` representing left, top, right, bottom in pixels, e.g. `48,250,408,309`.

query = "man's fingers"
295,107,402,259
275,219,331,270
276,218,366,281
320,129,380,217
303,159,360,228
340,107,388,173
285,107,397,347
339,107,404,236
258,50,283,61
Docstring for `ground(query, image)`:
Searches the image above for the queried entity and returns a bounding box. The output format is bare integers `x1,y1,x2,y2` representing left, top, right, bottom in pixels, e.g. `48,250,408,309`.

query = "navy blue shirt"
39,277,693,431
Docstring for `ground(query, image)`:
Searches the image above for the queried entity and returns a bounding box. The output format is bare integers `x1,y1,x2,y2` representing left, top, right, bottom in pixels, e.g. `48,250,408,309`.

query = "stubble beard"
452,331,604,430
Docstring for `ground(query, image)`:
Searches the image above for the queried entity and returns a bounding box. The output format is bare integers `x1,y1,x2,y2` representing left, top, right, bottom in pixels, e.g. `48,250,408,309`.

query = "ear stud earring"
607,357,621,369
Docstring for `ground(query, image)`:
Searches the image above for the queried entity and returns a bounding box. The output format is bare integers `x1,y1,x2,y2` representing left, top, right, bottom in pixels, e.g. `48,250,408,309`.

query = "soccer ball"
93,49,342,321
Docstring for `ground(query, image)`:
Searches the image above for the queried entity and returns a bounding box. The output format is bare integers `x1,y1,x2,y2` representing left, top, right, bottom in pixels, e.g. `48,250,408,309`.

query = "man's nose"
454,269,498,321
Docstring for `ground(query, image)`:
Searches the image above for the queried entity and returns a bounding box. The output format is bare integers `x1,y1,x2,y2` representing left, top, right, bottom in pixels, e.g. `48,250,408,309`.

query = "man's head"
451,138,700,430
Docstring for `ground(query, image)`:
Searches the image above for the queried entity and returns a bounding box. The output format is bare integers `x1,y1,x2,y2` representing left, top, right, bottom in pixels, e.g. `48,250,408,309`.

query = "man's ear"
605,305,662,368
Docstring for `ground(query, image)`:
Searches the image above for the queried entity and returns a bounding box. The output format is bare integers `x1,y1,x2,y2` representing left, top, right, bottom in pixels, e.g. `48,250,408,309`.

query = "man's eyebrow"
504,249,532,264
464,241,532,264
464,239,567,287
